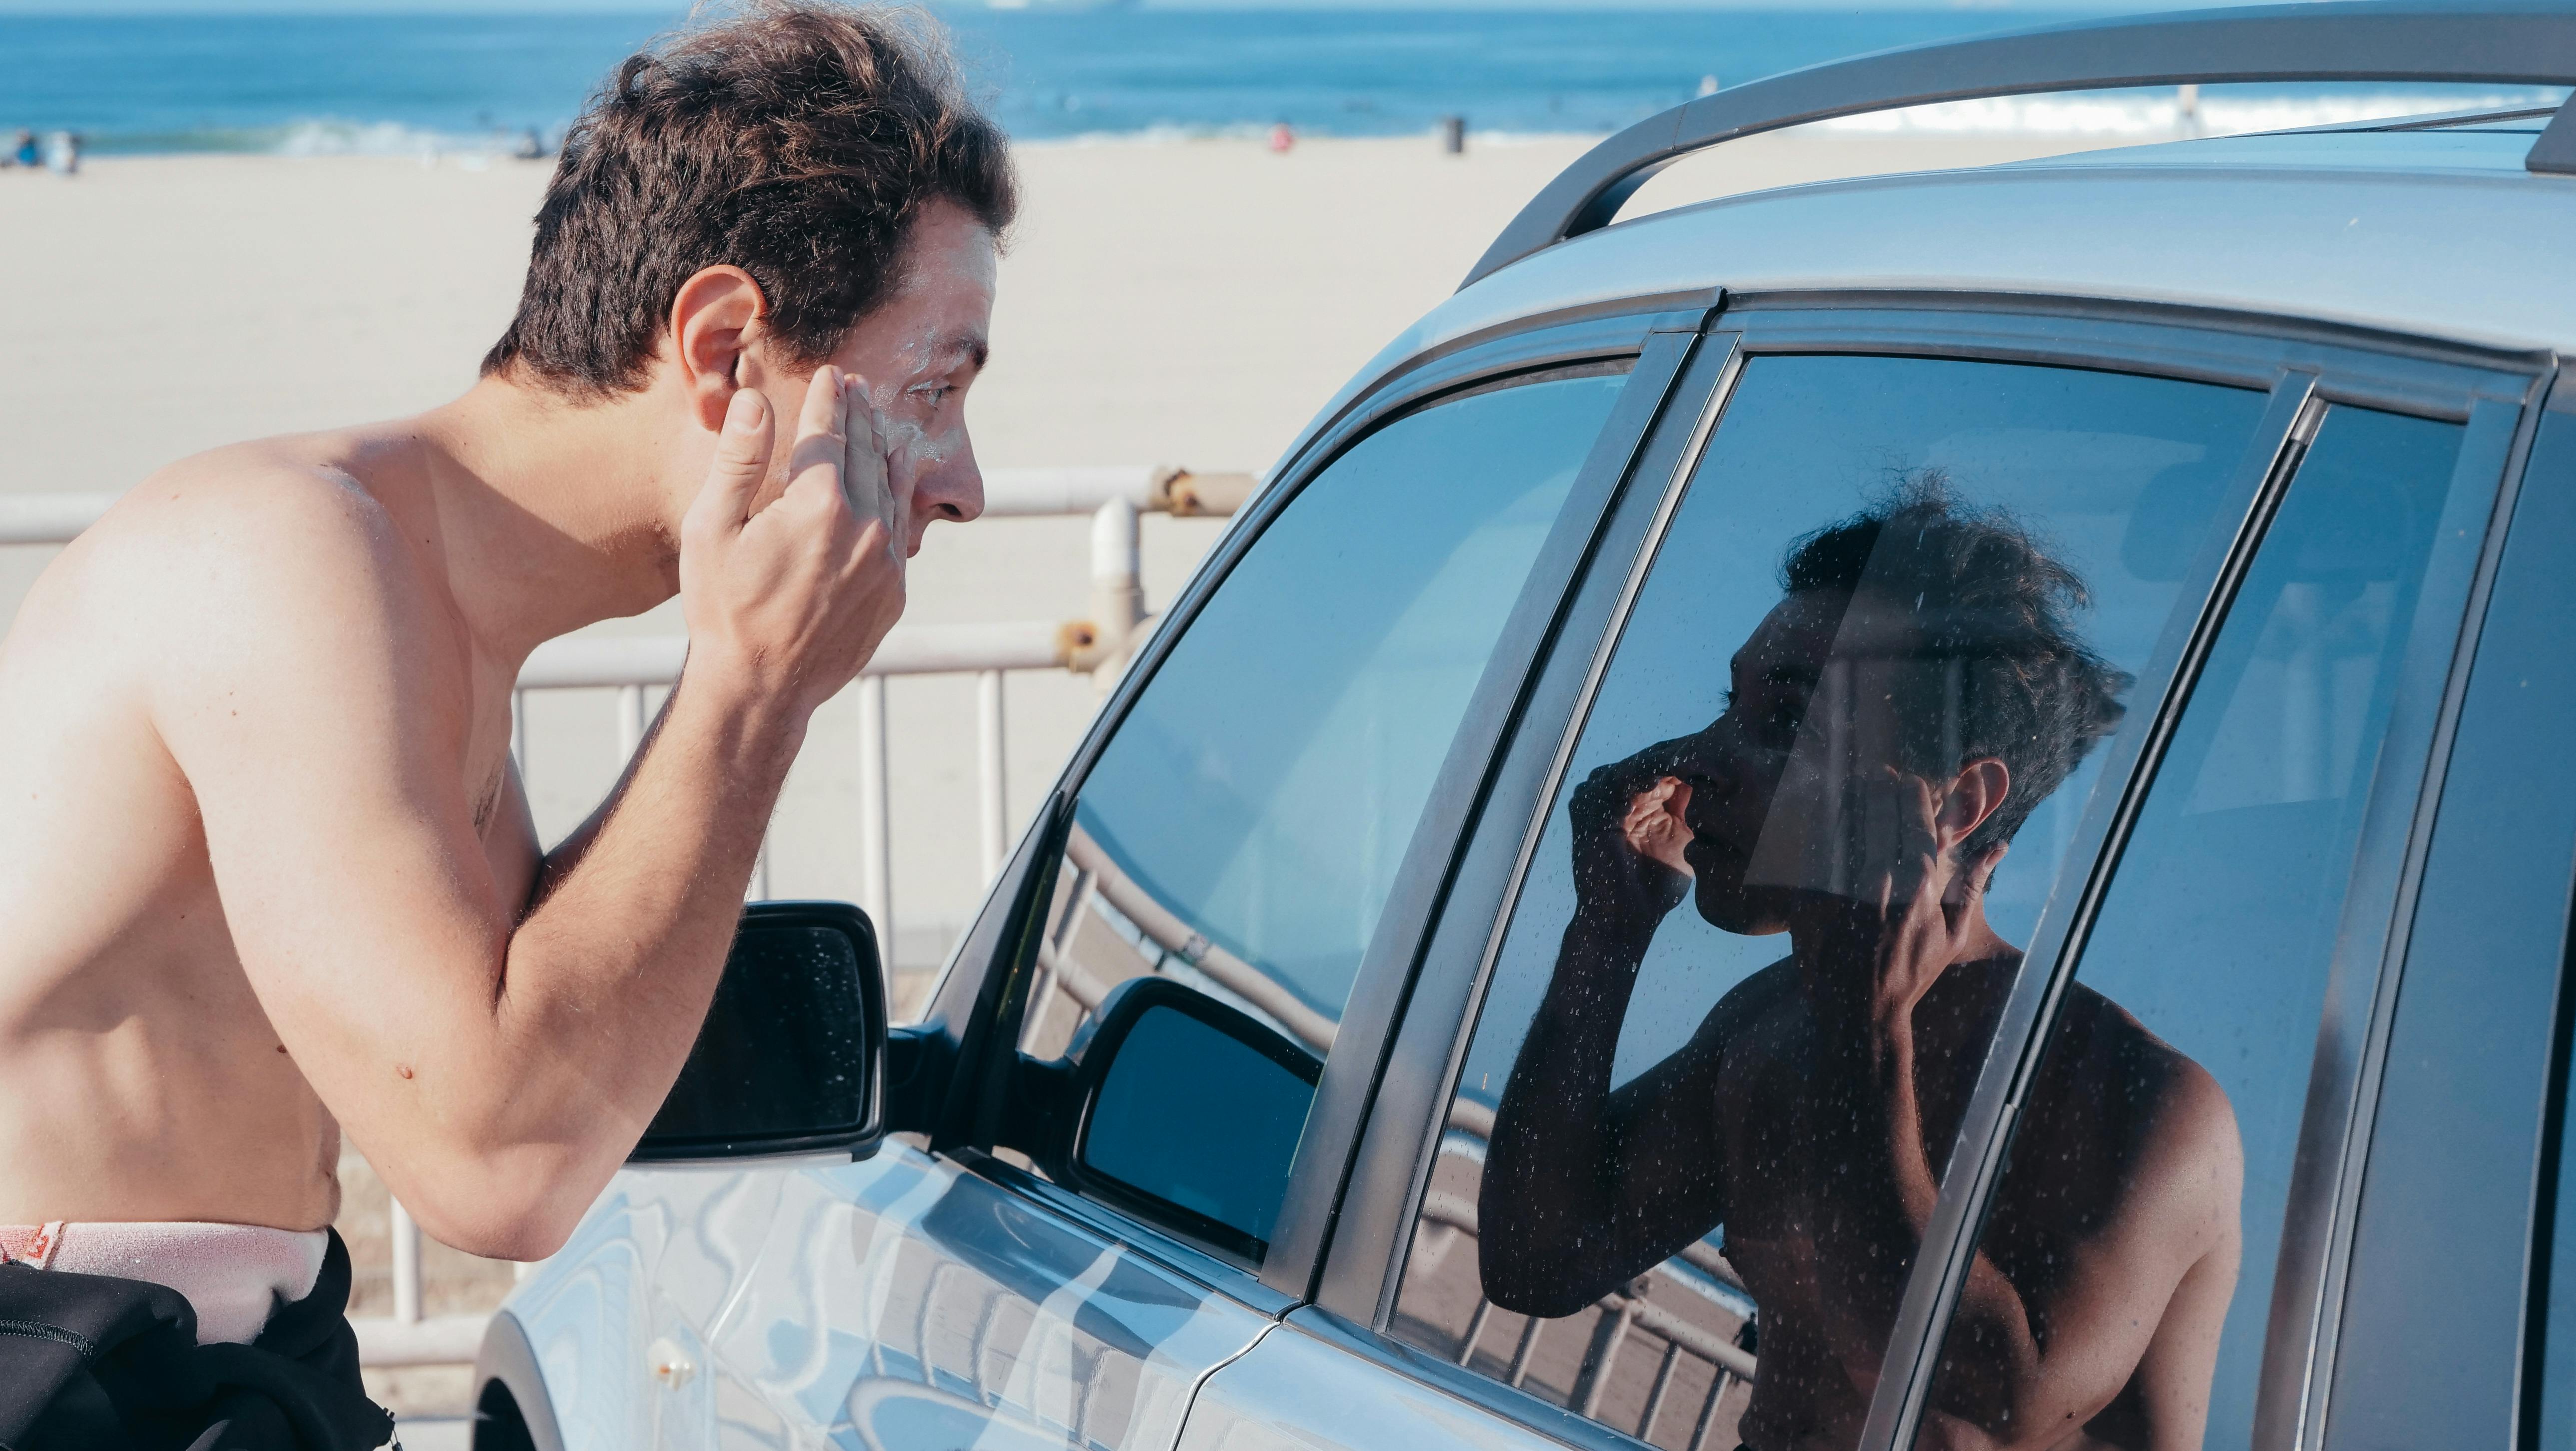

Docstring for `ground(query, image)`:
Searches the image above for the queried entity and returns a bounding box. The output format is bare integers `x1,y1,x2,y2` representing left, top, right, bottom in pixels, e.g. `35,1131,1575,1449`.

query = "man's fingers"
839,375,896,535
684,388,775,537
888,445,915,567
782,366,850,512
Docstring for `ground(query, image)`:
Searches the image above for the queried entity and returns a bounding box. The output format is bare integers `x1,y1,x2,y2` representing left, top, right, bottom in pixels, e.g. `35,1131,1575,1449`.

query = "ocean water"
0,8,2558,157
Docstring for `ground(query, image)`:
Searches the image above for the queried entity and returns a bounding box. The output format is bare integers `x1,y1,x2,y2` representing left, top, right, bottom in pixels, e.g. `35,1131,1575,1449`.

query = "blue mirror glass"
1080,1004,1317,1250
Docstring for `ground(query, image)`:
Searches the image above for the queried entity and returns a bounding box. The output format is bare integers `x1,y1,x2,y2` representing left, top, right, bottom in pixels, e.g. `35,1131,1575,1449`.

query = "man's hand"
1568,749,1696,936
680,367,912,715
1792,767,2010,1039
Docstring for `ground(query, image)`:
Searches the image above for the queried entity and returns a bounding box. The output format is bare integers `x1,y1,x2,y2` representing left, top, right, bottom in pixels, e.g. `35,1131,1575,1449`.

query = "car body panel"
1176,1313,1580,1451
2324,395,2576,1449
504,1147,1273,1449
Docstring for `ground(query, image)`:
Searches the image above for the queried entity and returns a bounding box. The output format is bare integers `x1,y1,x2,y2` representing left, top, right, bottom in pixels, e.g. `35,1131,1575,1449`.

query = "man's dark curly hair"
1781,475,2131,861
482,1,1017,400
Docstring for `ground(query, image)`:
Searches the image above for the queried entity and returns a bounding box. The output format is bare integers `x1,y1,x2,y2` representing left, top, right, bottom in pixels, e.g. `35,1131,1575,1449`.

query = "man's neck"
405,375,696,666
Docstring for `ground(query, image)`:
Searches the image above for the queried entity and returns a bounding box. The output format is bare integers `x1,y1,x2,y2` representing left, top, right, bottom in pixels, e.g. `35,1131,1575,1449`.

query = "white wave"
1819,90,2563,137
267,118,517,158
1049,121,1292,145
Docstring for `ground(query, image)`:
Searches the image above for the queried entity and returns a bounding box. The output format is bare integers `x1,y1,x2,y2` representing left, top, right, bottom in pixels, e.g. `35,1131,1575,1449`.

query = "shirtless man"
0,6,1013,1439
1483,488,2245,1451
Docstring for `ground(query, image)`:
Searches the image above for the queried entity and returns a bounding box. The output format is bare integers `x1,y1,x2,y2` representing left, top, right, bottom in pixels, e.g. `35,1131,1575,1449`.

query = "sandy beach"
0,126,2110,1408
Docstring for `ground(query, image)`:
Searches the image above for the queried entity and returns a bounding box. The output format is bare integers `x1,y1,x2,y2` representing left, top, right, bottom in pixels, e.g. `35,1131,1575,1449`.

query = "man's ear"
1939,757,2012,855
668,265,769,434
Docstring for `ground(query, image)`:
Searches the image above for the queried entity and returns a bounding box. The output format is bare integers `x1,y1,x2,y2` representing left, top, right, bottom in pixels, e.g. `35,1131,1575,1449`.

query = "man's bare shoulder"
2048,985,2245,1213
10,436,467,761
112,439,404,573
78,440,440,654
1693,956,1802,1062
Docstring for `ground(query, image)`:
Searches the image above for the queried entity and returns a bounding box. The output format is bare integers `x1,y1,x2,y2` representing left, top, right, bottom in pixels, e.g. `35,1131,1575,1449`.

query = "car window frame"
908,300,1724,1307
1301,293,2552,1451
2321,369,2571,1451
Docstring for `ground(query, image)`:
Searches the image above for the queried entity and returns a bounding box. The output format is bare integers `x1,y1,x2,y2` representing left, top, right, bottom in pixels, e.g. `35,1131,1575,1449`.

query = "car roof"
1327,121,2575,435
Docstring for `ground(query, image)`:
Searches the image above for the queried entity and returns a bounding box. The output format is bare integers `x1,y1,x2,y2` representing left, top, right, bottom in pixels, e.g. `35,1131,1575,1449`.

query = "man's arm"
1791,777,2244,1446
1897,1060,2242,1449
154,373,904,1259
1480,756,1767,1317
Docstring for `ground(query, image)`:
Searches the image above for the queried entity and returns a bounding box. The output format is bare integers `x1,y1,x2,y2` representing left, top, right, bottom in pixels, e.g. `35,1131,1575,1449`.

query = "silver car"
469,3,2576,1448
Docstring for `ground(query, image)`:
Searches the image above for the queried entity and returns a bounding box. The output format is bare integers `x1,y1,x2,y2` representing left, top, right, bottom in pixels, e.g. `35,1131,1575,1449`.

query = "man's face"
1667,590,1841,934
812,197,998,556
1669,588,1938,933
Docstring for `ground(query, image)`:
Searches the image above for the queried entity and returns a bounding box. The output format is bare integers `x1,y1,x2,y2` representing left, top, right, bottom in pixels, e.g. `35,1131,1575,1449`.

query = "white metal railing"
0,463,1253,1366
1421,1102,1759,1448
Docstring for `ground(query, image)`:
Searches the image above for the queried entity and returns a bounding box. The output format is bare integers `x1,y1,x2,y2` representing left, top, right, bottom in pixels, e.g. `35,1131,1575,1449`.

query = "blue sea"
0,8,2559,156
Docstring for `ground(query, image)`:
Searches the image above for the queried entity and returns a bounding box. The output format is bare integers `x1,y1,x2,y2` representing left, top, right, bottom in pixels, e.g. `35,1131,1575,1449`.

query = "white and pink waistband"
0,1221,328,1345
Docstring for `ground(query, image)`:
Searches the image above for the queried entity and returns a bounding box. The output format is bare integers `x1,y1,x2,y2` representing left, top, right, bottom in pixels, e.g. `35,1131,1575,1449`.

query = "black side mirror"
630,901,888,1164
1039,976,1322,1261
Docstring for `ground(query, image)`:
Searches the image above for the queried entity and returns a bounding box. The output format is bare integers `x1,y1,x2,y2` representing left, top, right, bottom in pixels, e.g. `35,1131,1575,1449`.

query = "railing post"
859,675,893,954
1574,1288,1642,1418
977,670,1007,879
389,1196,422,1326
1088,498,1144,683
510,689,527,778
615,684,647,765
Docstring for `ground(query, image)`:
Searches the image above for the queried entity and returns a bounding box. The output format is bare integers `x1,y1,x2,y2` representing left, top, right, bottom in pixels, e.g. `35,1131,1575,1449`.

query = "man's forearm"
471,662,806,1181
1810,1011,1941,1336
1483,916,1658,1304
1810,1007,2041,1409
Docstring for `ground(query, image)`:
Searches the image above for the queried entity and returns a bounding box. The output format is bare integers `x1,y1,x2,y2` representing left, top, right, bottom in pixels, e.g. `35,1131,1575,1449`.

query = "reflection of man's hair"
1782,475,2130,860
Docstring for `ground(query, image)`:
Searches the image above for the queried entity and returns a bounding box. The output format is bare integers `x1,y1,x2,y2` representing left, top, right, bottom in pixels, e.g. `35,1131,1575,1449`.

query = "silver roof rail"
1463,0,2576,290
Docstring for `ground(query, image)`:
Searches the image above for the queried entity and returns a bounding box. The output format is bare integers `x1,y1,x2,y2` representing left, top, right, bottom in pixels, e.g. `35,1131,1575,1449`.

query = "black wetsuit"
0,1228,393,1450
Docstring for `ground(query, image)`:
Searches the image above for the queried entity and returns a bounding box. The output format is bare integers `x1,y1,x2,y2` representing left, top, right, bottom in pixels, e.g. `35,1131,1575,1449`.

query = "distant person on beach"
0,4,1011,1447
8,129,36,168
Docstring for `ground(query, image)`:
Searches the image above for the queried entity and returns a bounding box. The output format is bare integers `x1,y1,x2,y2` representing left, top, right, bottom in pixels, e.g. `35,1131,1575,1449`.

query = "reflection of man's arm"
1789,781,2244,1440
1480,756,1755,1318
1840,1045,2242,1446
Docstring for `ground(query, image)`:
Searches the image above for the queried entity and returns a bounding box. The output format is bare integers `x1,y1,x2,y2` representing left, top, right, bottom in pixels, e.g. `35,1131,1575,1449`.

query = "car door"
501,307,1710,1451
2331,370,2576,1451
1175,301,2547,1451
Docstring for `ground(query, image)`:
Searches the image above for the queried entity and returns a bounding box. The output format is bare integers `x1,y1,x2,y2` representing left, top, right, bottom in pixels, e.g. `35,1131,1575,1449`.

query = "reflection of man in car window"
1483,483,2245,1451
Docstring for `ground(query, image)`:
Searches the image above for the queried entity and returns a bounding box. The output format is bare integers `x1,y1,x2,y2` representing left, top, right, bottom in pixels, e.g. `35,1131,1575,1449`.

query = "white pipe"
352,1313,486,1367
1087,498,1146,680
523,636,687,691
517,621,1071,692
389,1197,422,1326
980,466,1164,518
858,676,892,954
869,621,1070,677
977,670,1007,879
0,471,1254,551
0,491,111,545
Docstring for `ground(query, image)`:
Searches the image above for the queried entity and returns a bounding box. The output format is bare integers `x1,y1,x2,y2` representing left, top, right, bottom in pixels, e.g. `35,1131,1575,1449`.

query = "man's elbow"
386,1155,601,1264
1475,1213,1622,1319
1475,1180,1616,1317
1482,1261,1609,1322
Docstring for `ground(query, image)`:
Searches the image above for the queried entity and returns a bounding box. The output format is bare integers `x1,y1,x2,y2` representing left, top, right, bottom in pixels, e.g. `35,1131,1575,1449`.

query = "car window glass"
1388,353,2276,1448
1018,365,1632,1259
1918,404,2474,1449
